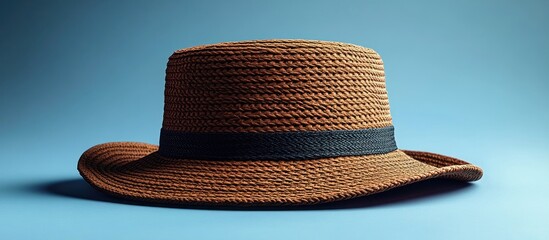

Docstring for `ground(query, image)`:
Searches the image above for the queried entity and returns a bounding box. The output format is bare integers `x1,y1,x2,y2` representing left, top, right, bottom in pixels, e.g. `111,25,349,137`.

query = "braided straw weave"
78,39,483,207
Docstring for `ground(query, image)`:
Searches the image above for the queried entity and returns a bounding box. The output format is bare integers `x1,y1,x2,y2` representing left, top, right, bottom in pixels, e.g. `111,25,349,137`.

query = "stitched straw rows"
79,142,482,206
162,40,391,133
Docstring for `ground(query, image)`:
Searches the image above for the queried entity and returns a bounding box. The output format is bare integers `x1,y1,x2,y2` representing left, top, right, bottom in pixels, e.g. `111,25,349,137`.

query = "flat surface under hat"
78,142,482,206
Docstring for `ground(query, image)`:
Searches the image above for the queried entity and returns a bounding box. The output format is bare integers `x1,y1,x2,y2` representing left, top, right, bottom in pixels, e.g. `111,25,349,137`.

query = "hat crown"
162,39,392,133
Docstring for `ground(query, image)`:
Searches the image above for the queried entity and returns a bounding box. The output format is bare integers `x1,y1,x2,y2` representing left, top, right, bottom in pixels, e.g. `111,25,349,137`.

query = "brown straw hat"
78,39,483,207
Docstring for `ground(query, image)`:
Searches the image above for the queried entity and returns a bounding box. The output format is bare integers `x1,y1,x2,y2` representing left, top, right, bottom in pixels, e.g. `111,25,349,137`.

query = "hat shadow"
31,178,475,210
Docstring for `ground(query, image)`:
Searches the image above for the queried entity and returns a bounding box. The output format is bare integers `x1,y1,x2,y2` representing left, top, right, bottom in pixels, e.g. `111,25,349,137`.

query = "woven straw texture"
78,39,483,207
163,39,390,132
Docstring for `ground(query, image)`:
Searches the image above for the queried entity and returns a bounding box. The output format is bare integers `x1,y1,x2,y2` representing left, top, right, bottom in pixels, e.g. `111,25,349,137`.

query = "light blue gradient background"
1,0,548,239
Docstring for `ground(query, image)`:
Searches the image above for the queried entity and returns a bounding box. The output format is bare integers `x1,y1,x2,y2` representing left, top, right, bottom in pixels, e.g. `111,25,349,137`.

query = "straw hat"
78,39,483,207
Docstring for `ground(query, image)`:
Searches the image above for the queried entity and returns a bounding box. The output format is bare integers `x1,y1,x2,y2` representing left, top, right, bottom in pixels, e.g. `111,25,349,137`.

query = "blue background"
1,0,548,239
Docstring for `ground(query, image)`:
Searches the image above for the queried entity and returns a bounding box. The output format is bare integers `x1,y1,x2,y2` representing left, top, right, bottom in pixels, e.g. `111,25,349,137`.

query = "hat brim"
77,142,482,207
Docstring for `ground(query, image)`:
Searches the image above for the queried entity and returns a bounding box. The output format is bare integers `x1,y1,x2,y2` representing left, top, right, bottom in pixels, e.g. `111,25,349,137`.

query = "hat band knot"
158,126,397,160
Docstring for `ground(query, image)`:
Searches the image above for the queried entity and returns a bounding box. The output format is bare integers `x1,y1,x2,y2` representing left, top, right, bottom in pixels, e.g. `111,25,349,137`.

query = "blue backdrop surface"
1,0,548,239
